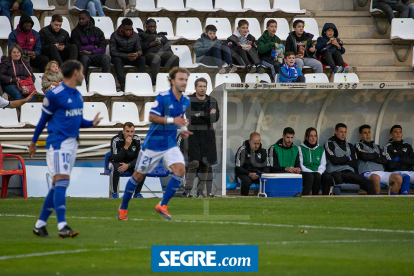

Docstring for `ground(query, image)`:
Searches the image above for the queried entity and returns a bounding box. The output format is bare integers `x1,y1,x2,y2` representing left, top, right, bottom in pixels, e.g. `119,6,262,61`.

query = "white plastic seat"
76,79,91,96
33,73,45,96
186,0,217,12
135,0,161,12
391,18,414,40
245,73,272,83
88,73,123,96
171,45,198,68
263,18,290,40
157,0,190,11
333,73,360,83
186,73,213,95
93,17,114,40
244,0,271,12
143,102,154,124
205,18,232,40
111,102,145,126
13,16,40,32
215,0,246,12
116,17,143,29
292,18,319,41
235,18,261,40
83,102,114,126
0,108,25,127
44,16,71,33
272,0,306,13
68,0,82,11
0,47,3,59
412,46,414,67
155,73,171,93
33,0,55,10
150,18,176,40
124,73,157,97
304,73,329,83
175,18,203,40
0,16,12,39
20,103,42,126
214,73,241,88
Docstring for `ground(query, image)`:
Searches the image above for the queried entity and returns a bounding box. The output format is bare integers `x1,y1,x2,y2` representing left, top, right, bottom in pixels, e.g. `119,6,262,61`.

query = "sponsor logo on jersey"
65,108,83,117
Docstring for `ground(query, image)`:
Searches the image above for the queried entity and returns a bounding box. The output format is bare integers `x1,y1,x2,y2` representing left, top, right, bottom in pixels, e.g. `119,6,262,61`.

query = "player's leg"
393,171,411,195
368,173,381,195
388,173,402,195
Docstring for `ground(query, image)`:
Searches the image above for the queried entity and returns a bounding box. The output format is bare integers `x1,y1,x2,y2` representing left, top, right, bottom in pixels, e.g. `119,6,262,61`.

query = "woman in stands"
0,44,35,102
74,0,105,17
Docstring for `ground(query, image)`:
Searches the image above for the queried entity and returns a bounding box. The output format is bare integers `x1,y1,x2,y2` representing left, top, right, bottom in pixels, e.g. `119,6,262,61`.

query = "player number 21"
142,156,152,165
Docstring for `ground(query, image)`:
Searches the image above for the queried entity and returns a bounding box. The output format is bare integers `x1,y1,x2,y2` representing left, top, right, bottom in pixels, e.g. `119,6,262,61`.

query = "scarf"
283,63,298,78
304,139,318,149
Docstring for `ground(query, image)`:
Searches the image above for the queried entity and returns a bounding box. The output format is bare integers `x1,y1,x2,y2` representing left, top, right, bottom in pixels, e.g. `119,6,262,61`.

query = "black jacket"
315,23,345,59
355,140,387,165
109,131,141,169
0,56,35,87
383,139,414,171
324,135,357,170
109,26,142,59
267,138,300,173
39,24,71,54
71,17,106,56
285,31,316,59
235,140,267,176
137,28,172,56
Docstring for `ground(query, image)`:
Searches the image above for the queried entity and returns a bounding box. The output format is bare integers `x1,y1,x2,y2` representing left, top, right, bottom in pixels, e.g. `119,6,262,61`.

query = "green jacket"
298,143,326,174
257,30,282,60
268,138,300,173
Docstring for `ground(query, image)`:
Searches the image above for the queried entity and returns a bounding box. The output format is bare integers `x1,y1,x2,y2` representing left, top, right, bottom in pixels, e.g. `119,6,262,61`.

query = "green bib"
299,145,324,171
273,144,299,171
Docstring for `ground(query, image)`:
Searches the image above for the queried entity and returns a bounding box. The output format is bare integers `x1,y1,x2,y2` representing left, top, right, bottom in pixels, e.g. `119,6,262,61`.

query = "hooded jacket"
137,28,172,56
267,138,300,173
315,23,345,59
257,30,282,60
8,13,42,56
109,131,142,169
71,17,106,55
298,141,327,174
235,140,267,176
383,139,414,171
285,31,315,59
42,71,64,92
0,56,35,87
39,24,71,54
324,135,357,173
227,29,257,52
194,33,223,62
109,26,142,59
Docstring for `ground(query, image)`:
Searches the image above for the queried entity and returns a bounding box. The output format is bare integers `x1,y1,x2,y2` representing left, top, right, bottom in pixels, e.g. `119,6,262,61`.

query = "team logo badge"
247,154,250,157
257,153,261,159
141,166,146,171
43,97,49,107
64,164,69,170
132,146,136,151
403,148,407,152
152,101,159,108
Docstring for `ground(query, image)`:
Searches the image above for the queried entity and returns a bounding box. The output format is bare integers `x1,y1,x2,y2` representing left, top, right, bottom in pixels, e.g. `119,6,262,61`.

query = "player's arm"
6,92,35,108
80,112,102,128
383,144,402,170
324,140,349,165
355,142,378,161
149,113,187,126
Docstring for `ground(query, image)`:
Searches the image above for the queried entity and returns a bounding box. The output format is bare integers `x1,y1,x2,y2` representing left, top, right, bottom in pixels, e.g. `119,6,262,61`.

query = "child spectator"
194,25,237,74
279,52,305,83
316,23,348,73
42,61,64,93
227,20,265,73
257,19,283,81
285,20,323,73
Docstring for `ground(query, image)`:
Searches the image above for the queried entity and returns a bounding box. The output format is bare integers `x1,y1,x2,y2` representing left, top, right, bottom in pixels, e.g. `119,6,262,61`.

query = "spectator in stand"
383,125,414,195
315,23,348,74
278,51,305,83
285,20,323,73
257,19,283,81
0,44,35,102
9,13,49,73
402,0,414,18
71,10,111,81
194,24,237,74
74,0,105,17
115,0,138,16
227,19,265,73
39,14,78,66
0,0,33,27
108,122,146,199
42,61,64,93
110,18,145,92
138,19,180,86
373,0,409,23
235,132,267,196
324,123,376,195
356,124,403,195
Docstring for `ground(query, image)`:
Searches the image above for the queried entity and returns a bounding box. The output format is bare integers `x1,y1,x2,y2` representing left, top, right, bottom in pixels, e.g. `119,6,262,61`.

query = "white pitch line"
266,239,414,245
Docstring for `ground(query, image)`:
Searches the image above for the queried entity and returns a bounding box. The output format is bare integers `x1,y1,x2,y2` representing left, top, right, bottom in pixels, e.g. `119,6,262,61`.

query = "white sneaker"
1,93,8,101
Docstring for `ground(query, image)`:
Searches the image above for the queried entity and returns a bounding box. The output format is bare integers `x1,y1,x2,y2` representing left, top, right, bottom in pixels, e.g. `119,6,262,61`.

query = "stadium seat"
116,17,143,29
205,18,232,40
20,103,42,126
171,45,199,68
292,18,319,40
186,73,213,94
272,0,306,13
155,73,171,93
33,73,45,96
102,3,122,12
186,0,217,12
245,73,272,83
0,143,27,199
175,18,203,40
93,17,114,40
215,0,246,12
263,18,290,41
76,79,91,96
13,16,40,32
304,73,329,83
143,102,154,124
235,18,261,40
136,0,161,12
124,73,157,97
111,102,145,126
150,18,176,40
0,108,25,127
33,0,55,11
44,16,71,33
0,47,3,59
390,18,414,40
333,73,360,83
68,0,82,11
88,73,123,96
157,0,190,11
214,73,242,88
83,102,114,126
243,0,271,12
0,16,12,39
412,46,414,67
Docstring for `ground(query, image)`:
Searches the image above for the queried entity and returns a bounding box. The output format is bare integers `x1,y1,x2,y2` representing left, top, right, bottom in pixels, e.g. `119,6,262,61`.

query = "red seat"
0,143,27,199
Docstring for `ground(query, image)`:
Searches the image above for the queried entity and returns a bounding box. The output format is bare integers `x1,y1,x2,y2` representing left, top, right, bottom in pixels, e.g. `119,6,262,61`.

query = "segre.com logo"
151,245,258,272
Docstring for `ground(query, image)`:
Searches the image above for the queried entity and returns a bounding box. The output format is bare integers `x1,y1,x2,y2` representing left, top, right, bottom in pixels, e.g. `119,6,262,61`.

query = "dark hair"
169,67,190,81
266,19,277,27
51,14,63,23
79,10,90,18
238,20,249,28
293,20,304,28
205,24,217,33
61,60,83,78
283,127,295,136
284,51,295,58
8,43,23,59
304,127,317,140
121,18,133,26
146,18,156,26
195,77,208,88
123,122,135,129
390,125,402,134
335,123,347,130
359,124,371,133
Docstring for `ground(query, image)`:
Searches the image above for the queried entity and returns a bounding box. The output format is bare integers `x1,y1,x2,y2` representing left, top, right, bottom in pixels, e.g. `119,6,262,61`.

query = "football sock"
377,193,380,195
36,184,56,227
160,174,182,206
120,175,139,210
390,192,398,195
54,179,69,230
401,175,410,195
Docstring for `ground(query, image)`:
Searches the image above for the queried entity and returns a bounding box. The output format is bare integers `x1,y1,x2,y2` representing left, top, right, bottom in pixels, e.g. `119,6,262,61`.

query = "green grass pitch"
1,197,414,275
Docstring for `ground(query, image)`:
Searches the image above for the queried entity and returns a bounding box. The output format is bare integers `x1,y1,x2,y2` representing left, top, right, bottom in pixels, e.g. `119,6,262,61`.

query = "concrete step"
344,52,395,66
355,66,414,81
353,0,371,11
300,0,354,11
341,39,393,52
317,25,375,39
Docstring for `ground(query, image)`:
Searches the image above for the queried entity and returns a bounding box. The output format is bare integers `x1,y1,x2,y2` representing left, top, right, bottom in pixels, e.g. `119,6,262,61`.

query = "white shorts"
392,171,414,184
46,138,78,177
134,147,184,174
362,171,394,187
